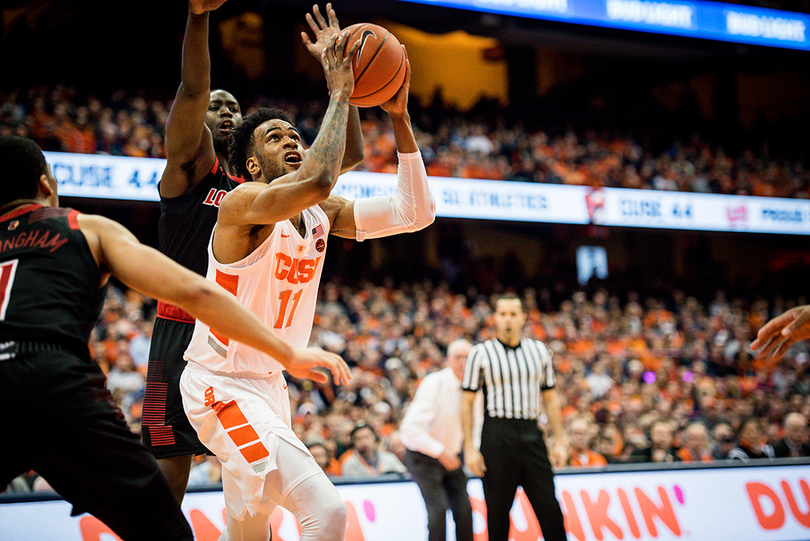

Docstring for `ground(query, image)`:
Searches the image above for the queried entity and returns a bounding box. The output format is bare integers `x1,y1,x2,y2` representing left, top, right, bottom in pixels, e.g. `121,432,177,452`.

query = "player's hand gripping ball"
342,23,407,108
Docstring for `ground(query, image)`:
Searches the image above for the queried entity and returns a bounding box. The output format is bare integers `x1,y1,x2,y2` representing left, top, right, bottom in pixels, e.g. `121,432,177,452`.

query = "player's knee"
319,495,347,528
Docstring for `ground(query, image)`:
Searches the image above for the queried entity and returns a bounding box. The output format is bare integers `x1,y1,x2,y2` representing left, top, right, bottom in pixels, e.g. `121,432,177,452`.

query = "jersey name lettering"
202,188,228,207
274,253,322,285
0,229,68,254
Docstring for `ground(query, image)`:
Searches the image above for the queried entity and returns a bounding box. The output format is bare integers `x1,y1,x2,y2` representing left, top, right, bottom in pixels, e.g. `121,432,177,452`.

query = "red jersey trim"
212,155,246,184
0,204,42,222
67,209,81,230
156,300,195,323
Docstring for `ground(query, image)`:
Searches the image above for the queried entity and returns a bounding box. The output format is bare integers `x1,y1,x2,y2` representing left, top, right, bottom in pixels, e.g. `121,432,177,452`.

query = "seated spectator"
585,358,614,399
568,417,608,467
677,422,714,462
711,423,737,460
773,412,810,458
593,432,622,464
729,417,775,462
341,421,407,477
306,440,342,477
629,420,681,463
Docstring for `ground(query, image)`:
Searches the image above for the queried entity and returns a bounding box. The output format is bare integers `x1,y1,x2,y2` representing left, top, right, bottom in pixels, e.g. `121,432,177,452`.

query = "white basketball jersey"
184,205,329,375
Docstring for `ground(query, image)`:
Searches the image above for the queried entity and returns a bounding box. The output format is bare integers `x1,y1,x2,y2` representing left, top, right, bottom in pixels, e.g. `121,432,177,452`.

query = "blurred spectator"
567,417,608,467
773,412,810,458
306,440,342,476
712,423,737,459
630,420,681,463
677,422,714,462
729,417,775,461
341,421,407,477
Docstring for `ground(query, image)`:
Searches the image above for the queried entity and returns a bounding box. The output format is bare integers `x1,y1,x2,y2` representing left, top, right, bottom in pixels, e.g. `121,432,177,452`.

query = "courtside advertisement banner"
46,151,810,235
2,464,809,540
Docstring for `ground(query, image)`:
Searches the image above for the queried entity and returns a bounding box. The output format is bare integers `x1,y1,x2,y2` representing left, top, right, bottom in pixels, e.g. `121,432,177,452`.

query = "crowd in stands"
2,85,808,199
7,274,808,493
2,83,809,493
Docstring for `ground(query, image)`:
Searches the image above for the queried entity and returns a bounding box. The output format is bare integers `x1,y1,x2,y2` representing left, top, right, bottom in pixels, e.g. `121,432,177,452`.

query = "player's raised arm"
160,1,227,198
78,213,351,386
326,50,436,240
217,33,359,229
301,3,365,173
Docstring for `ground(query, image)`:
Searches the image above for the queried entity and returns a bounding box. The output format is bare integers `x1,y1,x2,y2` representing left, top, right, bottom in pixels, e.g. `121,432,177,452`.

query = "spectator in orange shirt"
567,417,608,467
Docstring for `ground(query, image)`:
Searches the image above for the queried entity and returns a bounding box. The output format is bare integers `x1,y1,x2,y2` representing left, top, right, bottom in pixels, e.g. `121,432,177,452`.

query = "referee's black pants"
479,416,566,541
404,449,474,541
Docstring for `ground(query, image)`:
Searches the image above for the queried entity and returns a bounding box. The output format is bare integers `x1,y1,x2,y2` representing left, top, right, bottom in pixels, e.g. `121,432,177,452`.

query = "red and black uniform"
142,157,243,457
0,204,192,540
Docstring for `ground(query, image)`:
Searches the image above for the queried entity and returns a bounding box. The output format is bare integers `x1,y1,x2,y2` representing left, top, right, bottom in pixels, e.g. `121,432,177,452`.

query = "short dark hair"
0,135,48,207
228,107,294,180
495,292,523,310
350,420,377,443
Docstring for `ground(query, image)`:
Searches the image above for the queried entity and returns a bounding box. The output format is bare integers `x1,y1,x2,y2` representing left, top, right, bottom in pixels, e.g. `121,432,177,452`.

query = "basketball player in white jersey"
180,32,434,541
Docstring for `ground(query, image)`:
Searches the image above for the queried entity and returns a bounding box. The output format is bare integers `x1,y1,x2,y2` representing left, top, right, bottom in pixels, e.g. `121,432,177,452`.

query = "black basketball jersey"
0,205,105,357
158,157,243,277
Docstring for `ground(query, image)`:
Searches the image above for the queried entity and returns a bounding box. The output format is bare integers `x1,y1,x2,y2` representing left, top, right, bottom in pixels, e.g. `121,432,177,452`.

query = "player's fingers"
301,31,313,47
326,3,339,27
783,310,810,336
774,337,796,361
323,32,339,60
307,369,329,383
306,13,320,35
753,335,778,357
757,313,793,339
332,358,352,386
313,4,327,28
346,36,361,58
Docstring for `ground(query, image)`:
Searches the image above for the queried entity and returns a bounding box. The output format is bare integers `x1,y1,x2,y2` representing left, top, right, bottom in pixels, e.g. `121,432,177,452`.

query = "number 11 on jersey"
275,289,302,329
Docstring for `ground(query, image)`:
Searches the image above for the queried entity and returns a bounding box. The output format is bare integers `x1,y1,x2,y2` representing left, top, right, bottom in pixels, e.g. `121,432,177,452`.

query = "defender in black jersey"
0,135,350,540
147,0,364,502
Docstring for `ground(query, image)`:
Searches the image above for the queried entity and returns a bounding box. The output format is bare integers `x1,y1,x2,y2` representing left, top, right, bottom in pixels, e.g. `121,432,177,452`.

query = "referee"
461,293,568,541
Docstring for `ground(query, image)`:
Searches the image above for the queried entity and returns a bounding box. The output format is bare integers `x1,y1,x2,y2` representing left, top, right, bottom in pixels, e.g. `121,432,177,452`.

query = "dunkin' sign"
1,463,809,540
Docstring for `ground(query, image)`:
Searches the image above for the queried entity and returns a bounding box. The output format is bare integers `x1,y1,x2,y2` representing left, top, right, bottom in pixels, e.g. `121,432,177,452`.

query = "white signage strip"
45,151,810,235
2,464,809,540
45,151,164,202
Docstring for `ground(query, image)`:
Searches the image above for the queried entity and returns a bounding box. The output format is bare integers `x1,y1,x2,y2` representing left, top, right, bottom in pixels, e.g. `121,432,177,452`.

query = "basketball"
343,23,406,108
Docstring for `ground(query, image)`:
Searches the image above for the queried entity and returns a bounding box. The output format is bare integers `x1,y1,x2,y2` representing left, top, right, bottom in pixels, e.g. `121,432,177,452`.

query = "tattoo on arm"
304,100,349,184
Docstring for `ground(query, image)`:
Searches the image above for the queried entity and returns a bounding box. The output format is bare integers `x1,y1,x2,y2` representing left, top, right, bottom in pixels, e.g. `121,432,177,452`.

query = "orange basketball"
343,23,406,108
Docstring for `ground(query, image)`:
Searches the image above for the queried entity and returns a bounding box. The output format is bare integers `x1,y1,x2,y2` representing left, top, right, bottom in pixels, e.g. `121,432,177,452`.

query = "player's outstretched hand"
301,3,341,60
751,305,810,361
380,46,410,118
189,0,229,15
286,347,352,386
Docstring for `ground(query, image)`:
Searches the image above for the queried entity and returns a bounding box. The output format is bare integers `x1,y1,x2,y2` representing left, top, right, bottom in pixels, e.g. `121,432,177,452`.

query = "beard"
256,154,286,183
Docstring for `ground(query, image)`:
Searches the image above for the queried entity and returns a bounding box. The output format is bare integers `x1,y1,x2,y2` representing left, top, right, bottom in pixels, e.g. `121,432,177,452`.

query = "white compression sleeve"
353,150,436,241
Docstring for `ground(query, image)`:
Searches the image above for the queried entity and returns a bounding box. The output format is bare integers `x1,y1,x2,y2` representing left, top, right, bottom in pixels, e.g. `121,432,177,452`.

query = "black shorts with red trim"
0,349,192,540
142,315,209,458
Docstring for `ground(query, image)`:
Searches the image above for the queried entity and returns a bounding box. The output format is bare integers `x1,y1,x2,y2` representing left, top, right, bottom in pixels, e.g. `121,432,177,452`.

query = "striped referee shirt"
461,338,555,420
